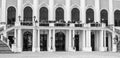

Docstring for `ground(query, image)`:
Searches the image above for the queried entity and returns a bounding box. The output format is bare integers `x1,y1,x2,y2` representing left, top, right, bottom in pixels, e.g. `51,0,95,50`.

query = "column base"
98,47,107,51
17,48,22,52
68,47,76,52
32,47,37,52
36,47,40,52
82,47,92,52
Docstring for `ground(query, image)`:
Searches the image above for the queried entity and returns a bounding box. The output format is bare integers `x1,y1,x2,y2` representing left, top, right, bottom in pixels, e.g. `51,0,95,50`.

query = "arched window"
86,8,94,23
100,9,108,26
39,7,48,22
71,8,80,23
24,6,33,21
7,6,16,25
114,10,120,26
55,7,64,22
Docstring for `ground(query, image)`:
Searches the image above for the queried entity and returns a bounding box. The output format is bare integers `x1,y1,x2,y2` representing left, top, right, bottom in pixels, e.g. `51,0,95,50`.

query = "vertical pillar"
1,0,6,22
32,29,37,52
48,29,52,52
68,30,74,51
72,30,75,50
17,29,22,52
95,0,100,22
84,30,92,51
82,30,86,51
109,0,114,25
16,0,22,26
80,0,86,23
108,34,112,51
37,29,40,51
99,30,107,51
52,29,55,51
65,0,70,22
33,0,38,26
49,0,54,21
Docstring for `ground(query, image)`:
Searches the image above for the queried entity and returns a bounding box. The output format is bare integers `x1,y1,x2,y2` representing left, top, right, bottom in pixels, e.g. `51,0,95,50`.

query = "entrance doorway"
40,34,47,51
55,32,65,51
91,32,95,51
23,31,32,51
74,34,79,51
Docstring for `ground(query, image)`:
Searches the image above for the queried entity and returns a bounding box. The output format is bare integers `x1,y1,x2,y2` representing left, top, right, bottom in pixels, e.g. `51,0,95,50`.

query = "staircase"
0,40,12,53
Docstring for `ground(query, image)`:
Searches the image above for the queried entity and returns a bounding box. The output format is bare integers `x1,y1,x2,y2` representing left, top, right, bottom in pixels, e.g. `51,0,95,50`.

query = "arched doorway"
114,10,120,26
91,32,95,51
39,7,48,22
86,8,94,23
100,9,108,26
7,6,16,26
23,31,32,51
71,8,80,23
55,7,64,22
23,6,33,26
55,32,65,51
40,34,47,51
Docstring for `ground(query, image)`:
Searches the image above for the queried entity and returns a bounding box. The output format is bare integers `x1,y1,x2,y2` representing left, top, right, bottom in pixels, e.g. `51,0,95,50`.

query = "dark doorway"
55,32,65,51
8,36,14,48
86,8,94,23
56,7,64,22
74,34,79,51
100,9,108,26
71,8,80,23
117,41,120,52
7,6,16,26
23,31,32,51
40,34,47,51
39,7,48,22
23,6,33,26
114,10,120,26
91,32,95,51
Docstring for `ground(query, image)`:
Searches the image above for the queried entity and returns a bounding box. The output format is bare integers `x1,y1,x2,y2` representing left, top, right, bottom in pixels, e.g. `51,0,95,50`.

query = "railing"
21,21,33,26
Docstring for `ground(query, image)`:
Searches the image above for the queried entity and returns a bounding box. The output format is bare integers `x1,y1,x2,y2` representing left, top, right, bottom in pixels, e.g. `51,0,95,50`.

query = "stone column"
65,0,70,22
48,29,52,52
109,0,114,25
82,30,86,51
80,0,86,23
49,0,54,21
33,0,38,26
17,29,22,52
32,29,37,52
68,30,74,51
16,0,23,26
37,29,40,51
95,0,100,22
84,30,92,51
99,30,107,51
52,29,55,51
1,0,6,22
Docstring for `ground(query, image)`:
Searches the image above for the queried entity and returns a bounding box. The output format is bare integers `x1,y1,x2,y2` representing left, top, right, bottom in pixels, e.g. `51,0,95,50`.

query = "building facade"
0,0,120,52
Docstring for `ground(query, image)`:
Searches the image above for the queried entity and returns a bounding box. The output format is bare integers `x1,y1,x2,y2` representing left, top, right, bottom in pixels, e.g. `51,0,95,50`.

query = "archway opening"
114,10,120,26
86,8,94,23
7,6,16,26
100,9,108,26
71,8,80,23
23,6,33,26
39,7,48,23
23,31,32,51
55,7,64,22
55,32,65,51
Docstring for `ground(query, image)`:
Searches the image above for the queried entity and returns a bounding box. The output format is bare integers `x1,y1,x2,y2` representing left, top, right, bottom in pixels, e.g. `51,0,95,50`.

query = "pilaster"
95,0,100,22
32,29,37,52
17,29,22,52
49,0,54,21
65,0,70,22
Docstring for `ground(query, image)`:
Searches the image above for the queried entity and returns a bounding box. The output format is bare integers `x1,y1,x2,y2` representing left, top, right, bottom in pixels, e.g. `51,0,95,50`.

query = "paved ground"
0,52,120,58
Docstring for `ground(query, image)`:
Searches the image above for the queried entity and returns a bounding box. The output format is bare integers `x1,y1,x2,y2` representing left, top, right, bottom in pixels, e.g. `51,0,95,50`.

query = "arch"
23,6,33,21
86,8,94,23
23,31,32,51
100,9,108,26
114,10,120,26
55,7,64,22
39,7,48,22
55,32,65,51
7,6,16,25
71,8,80,23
